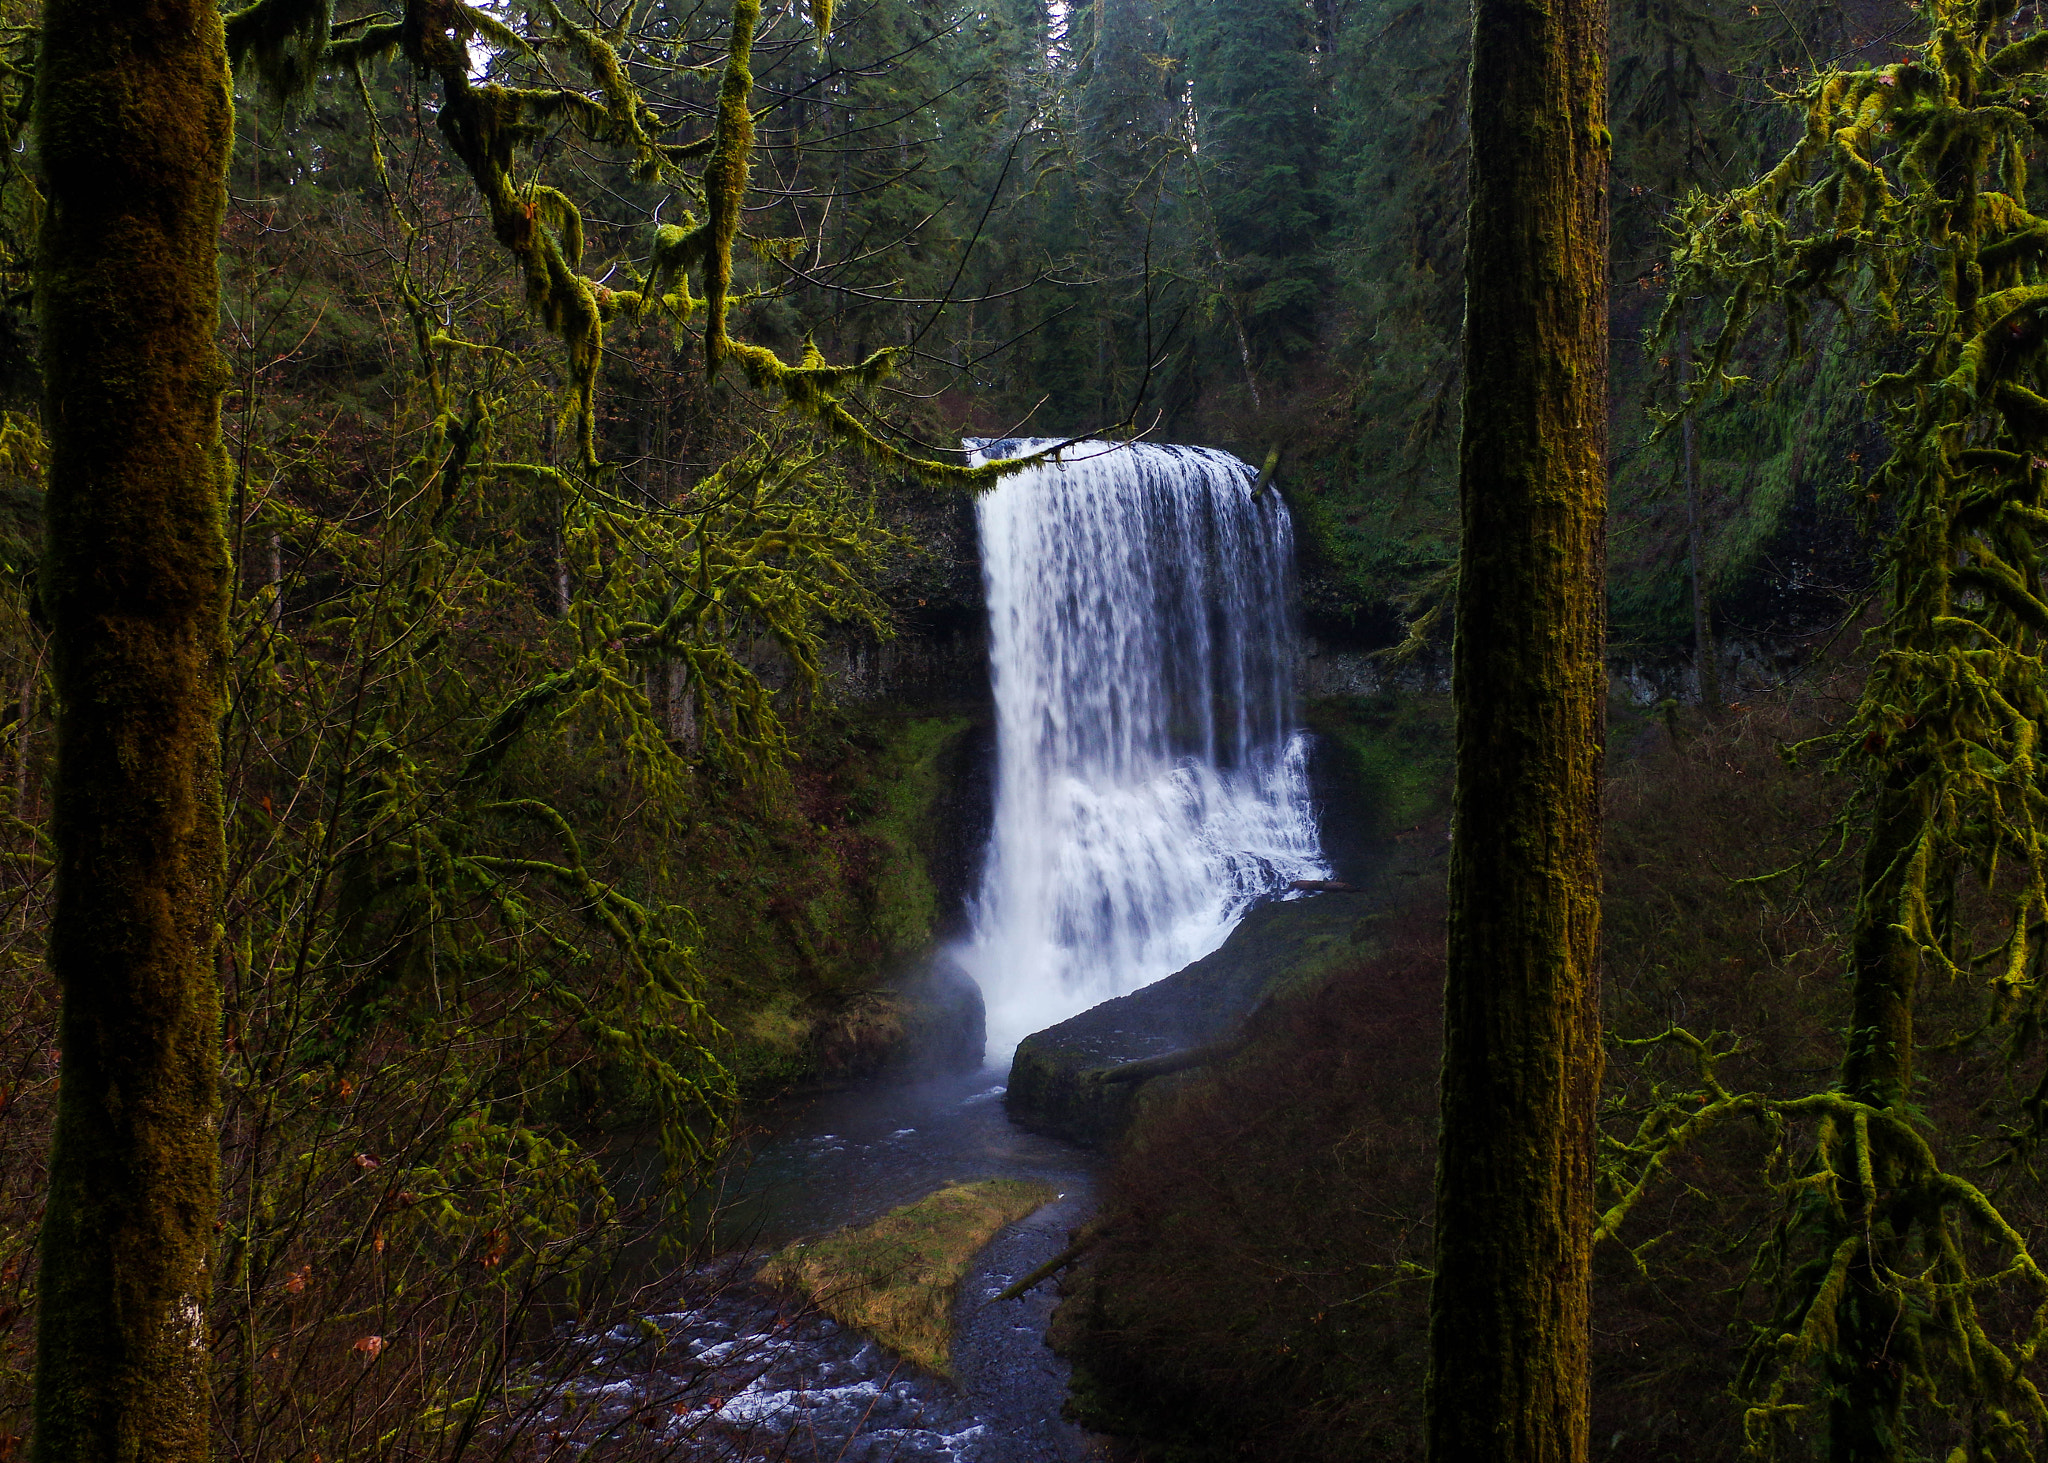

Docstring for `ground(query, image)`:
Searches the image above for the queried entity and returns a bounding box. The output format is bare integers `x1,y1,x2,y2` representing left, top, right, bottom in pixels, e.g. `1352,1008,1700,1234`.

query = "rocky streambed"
546,1068,1101,1460
529,1231,1098,1462
549,854,1418,1459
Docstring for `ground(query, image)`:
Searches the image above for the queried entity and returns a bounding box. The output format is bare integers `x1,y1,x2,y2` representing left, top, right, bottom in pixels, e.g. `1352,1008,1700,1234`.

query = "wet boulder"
1003,889,1392,1148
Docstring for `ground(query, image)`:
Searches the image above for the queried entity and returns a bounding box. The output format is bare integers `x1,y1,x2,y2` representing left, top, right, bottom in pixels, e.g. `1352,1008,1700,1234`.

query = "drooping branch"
224,0,1030,484
1630,6,2048,1441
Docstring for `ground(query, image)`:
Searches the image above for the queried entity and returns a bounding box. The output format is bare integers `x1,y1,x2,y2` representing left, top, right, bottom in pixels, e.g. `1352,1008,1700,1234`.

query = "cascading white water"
958,439,1329,1061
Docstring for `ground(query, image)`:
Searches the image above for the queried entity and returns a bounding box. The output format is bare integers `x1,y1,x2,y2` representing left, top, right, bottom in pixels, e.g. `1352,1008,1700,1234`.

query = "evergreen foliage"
1173,0,1325,377
3,0,1034,1453
5,0,2027,1454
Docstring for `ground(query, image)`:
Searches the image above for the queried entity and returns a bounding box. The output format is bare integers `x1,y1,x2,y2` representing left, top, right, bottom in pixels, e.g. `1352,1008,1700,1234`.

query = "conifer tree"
1424,0,1608,1454
29,2,234,1461
1171,0,1325,380
23,0,1026,1456
1597,2,2048,1452
1070,0,1181,418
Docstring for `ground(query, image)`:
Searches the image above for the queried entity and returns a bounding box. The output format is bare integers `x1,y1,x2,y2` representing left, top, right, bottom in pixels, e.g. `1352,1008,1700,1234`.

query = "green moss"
722,993,819,1092
33,1,236,1458
1305,693,1454,836
223,0,332,113
761,1179,1056,1375
665,710,981,1097
855,714,969,948
485,702,983,1121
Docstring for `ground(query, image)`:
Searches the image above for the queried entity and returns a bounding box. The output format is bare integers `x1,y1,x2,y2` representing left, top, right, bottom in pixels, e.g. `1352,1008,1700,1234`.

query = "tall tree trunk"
1823,766,1927,1463
15,666,34,819
1425,0,1608,1451
1679,313,1720,713
30,3,234,1461
667,657,696,747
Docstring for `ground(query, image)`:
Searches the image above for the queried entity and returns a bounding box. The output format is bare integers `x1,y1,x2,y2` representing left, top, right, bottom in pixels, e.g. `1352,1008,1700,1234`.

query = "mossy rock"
1004,887,1418,1148
759,1178,1056,1376
1004,696,1453,1147
811,953,987,1080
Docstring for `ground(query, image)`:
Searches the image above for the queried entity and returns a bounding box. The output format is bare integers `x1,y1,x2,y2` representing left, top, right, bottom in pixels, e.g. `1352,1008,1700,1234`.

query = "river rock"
892,953,988,1073
1003,890,1391,1147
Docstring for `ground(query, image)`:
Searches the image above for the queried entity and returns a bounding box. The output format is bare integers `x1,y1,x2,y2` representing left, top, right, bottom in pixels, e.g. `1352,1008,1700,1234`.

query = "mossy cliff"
678,484,992,1096
1003,891,1418,1148
521,699,995,1123
674,707,994,1099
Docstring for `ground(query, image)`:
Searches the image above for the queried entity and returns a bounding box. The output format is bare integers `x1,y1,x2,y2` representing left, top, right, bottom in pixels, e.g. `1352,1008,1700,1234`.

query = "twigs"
1619,1,2048,1446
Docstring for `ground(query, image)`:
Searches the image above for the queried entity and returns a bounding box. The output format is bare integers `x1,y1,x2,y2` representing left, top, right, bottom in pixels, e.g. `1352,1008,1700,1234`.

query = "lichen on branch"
222,0,1016,485
1632,0,2048,1447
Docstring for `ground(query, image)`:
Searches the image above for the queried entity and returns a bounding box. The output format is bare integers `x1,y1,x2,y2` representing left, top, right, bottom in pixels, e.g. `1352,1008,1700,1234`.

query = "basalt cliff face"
703,489,995,1094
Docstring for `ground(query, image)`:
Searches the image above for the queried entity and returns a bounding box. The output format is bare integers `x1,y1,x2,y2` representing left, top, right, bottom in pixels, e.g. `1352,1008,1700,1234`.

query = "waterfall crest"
959,439,1328,1060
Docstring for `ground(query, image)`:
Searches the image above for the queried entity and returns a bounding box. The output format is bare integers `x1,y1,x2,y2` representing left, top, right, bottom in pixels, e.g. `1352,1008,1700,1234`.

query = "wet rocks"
812,954,988,1082
1003,892,1389,1148
531,1270,995,1461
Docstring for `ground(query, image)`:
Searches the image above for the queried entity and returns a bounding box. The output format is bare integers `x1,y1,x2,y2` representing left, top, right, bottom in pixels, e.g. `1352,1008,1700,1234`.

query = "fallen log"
1094,1039,1245,1086
992,1230,1101,1303
1289,878,1360,893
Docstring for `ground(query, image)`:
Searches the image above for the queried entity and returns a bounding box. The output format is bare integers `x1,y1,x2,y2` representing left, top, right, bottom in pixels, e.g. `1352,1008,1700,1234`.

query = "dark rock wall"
828,487,991,709
1300,628,1835,707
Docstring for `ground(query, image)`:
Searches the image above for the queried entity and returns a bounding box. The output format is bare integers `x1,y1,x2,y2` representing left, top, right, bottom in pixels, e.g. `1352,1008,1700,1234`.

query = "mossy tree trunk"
1820,768,1929,1462
1677,312,1719,714
1425,0,1608,1452
30,3,234,1461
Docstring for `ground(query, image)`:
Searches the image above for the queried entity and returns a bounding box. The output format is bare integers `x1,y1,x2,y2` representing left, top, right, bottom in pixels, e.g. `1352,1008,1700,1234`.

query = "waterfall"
958,439,1328,1061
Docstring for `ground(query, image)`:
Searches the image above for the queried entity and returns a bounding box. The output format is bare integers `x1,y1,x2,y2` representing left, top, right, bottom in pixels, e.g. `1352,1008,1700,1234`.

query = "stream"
550,1065,1102,1462
534,439,1322,1459
705,1067,1092,1253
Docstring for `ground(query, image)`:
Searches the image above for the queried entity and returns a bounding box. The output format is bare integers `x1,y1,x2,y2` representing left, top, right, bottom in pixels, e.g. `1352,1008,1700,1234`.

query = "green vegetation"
891,0,1887,651
1053,678,1873,1461
2,0,1024,1452
31,2,235,1457
1305,695,1455,837
1601,3,2048,1449
761,1179,1056,1375
679,710,987,1095
17,0,2048,1454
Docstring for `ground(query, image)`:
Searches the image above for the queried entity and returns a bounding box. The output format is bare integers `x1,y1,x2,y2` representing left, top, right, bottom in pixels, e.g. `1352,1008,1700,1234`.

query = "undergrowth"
1055,661,2021,1461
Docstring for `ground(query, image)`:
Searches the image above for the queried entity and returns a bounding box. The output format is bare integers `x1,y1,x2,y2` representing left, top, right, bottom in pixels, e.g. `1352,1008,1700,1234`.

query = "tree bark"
1425,0,1608,1452
30,3,234,1461
15,667,33,818
1679,313,1720,713
1823,766,1927,1463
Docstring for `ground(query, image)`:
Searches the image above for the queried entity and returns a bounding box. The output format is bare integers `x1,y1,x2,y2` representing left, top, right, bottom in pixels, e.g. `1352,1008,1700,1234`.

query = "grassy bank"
761,1179,1057,1376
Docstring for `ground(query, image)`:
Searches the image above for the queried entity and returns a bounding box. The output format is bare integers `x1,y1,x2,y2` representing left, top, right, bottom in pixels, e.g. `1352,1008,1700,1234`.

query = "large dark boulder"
1003,882,1421,1147
894,952,988,1073
1002,699,1455,1148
